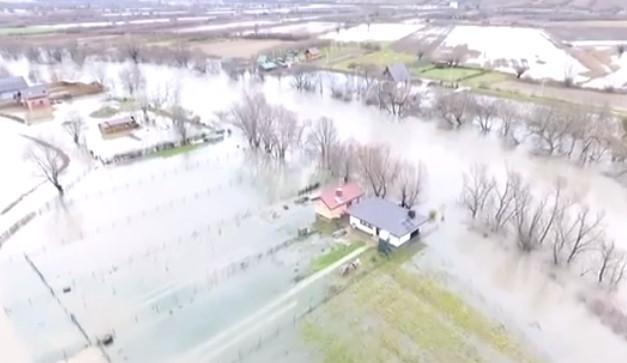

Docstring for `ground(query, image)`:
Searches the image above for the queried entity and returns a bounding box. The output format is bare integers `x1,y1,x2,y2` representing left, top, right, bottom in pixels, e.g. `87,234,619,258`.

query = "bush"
429,210,438,221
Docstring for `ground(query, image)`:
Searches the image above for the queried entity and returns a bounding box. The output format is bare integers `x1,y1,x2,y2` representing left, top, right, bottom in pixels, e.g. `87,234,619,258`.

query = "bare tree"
527,105,572,156
487,170,521,232
512,180,566,253
461,164,495,219
119,65,145,98
307,116,339,169
356,63,379,97
497,101,521,145
357,144,400,198
597,241,627,288
291,65,316,92
398,161,427,208
513,60,529,79
433,92,474,129
551,203,605,266
173,44,191,68
170,105,188,144
63,112,84,145
328,140,359,183
617,44,625,57
229,92,272,149
93,63,107,86
470,97,498,134
122,40,142,64
272,107,304,160
25,141,66,195
377,82,418,118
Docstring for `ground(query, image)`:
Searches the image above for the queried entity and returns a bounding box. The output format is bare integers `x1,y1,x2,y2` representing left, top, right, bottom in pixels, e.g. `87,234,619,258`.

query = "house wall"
25,97,50,110
314,201,346,220
349,216,376,236
389,233,411,248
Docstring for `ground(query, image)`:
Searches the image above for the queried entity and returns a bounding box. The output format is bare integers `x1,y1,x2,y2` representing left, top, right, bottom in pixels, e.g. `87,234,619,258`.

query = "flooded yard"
1,58,627,362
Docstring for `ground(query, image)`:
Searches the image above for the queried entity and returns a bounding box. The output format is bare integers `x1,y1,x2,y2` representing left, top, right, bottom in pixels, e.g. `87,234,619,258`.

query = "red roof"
319,182,364,210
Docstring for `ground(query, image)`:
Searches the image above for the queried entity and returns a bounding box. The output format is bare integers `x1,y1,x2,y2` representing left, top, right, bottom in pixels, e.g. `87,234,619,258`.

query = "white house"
348,197,428,247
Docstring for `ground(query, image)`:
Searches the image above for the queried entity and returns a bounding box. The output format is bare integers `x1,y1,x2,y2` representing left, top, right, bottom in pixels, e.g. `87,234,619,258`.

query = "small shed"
349,197,427,247
304,48,321,61
383,64,411,84
98,116,140,138
0,76,27,101
22,85,50,111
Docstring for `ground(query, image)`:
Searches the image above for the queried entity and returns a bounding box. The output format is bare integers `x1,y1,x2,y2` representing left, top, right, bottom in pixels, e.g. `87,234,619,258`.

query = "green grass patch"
332,48,417,71
418,66,484,82
153,143,199,158
309,241,365,274
300,244,546,363
463,71,512,87
0,26,54,35
312,217,346,236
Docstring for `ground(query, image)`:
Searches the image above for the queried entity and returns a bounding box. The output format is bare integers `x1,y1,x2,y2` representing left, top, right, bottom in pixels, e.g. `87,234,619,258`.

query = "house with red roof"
314,182,364,220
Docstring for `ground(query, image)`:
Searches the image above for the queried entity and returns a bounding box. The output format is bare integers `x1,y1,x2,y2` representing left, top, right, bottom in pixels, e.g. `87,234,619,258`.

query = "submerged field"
299,248,546,363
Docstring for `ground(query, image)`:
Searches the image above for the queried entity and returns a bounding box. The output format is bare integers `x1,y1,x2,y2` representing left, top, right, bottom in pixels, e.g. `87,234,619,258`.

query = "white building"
348,197,428,248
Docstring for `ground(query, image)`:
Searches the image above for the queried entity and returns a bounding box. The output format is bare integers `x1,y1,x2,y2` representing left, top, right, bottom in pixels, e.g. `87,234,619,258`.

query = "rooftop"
0,76,27,94
319,182,364,210
22,85,48,99
349,197,427,237
384,63,411,83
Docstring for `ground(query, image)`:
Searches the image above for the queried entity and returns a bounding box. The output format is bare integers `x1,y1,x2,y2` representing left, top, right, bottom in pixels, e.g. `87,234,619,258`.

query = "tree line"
461,164,626,290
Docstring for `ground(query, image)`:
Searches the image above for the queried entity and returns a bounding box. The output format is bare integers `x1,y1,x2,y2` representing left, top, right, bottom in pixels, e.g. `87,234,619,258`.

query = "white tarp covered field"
1,59,627,362
442,25,590,82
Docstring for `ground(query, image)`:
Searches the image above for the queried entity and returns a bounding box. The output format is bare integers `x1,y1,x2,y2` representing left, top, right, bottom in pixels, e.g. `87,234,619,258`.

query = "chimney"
407,210,416,219
335,188,343,197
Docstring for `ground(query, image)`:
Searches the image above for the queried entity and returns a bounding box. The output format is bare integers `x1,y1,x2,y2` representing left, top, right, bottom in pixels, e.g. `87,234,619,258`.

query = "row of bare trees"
227,92,305,160
432,92,625,167
306,118,426,208
461,164,626,289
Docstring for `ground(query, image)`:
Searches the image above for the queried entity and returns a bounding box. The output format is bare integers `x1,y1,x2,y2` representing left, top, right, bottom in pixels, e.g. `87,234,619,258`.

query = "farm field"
190,38,295,58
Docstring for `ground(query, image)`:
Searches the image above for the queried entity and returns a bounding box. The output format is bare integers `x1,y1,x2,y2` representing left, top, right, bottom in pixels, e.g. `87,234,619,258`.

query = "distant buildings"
349,197,427,247
315,182,364,219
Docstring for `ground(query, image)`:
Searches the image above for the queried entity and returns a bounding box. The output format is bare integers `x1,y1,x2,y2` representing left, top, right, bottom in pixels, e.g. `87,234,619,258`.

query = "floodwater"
2,58,627,362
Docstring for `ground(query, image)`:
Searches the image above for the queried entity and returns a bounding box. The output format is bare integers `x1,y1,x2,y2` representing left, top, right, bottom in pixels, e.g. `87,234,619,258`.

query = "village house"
0,76,27,102
314,182,364,219
304,48,321,61
349,197,428,247
383,63,411,84
98,116,140,138
21,85,50,111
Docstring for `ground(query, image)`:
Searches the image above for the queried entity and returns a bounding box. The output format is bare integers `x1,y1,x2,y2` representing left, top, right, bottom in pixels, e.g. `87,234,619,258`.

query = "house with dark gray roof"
0,76,27,101
383,63,411,84
348,197,428,247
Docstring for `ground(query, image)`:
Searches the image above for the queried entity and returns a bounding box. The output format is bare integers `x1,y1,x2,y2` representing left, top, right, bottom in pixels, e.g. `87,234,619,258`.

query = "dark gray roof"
384,63,411,83
349,197,428,237
0,76,27,94
22,85,48,99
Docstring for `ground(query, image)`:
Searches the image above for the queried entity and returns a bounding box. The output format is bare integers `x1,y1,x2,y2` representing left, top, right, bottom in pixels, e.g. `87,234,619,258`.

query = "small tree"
617,44,626,57
307,117,339,169
63,112,84,145
25,140,66,195
460,164,495,219
398,161,427,208
170,106,188,144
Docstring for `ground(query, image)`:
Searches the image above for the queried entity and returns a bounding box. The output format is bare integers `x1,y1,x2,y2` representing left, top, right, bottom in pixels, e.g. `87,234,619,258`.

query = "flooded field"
2,59,627,362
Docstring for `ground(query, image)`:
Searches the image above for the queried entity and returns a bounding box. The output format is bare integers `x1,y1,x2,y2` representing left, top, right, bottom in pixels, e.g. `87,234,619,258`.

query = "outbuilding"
315,182,364,220
21,85,50,111
349,197,427,247
98,116,140,138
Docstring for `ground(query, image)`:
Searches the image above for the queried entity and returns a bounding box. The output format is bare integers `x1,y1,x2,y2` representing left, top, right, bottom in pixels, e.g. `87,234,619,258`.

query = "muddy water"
2,59,627,362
